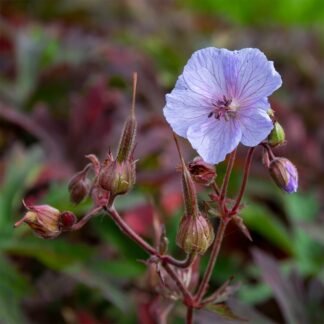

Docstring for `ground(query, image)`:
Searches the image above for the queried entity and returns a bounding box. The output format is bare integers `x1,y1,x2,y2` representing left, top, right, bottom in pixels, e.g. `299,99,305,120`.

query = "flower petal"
187,118,242,164
181,47,231,99
238,106,273,146
232,48,282,106
164,89,213,137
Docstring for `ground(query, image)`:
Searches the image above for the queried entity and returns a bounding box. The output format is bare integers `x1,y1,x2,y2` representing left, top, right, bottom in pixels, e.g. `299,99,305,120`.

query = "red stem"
106,206,158,256
162,261,193,302
194,219,228,304
71,206,103,231
230,147,255,214
219,149,237,213
186,306,193,324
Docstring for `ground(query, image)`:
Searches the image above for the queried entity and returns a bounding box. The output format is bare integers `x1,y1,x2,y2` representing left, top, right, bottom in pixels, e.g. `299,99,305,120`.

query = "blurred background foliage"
0,0,324,323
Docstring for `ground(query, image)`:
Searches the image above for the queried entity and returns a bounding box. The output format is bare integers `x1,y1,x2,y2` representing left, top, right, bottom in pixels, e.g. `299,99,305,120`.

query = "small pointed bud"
158,226,169,255
98,154,136,198
269,157,298,193
173,134,199,217
68,167,90,204
268,122,285,147
59,211,77,231
15,202,61,239
188,156,216,186
176,214,214,255
233,215,252,241
116,72,138,162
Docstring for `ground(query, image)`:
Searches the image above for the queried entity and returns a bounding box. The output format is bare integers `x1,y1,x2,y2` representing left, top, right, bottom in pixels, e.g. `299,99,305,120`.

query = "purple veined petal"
231,48,282,106
186,118,242,164
238,106,274,146
164,89,213,137
182,47,232,99
174,75,188,90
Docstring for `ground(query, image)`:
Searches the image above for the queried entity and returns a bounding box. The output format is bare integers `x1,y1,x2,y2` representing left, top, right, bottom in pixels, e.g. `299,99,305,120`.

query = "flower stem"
219,149,237,213
230,147,255,214
194,218,228,304
162,261,193,302
162,252,196,269
71,206,103,231
106,205,158,256
186,306,193,324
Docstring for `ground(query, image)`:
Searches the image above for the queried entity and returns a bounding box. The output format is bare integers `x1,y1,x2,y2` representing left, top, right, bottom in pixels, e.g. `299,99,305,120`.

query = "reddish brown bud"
68,169,90,204
15,202,61,239
116,72,138,162
98,154,136,198
59,211,77,230
188,156,216,185
176,214,214,255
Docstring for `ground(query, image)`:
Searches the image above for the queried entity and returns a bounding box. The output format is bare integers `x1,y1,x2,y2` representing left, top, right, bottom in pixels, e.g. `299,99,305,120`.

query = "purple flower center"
208,95,238,121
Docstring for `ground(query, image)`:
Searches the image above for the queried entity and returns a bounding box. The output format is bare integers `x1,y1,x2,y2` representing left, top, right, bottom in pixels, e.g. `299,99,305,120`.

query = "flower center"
208,96,239,121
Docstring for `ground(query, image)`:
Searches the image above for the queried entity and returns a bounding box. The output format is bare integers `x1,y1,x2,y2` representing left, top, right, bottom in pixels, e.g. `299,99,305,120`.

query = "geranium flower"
164,48,282,164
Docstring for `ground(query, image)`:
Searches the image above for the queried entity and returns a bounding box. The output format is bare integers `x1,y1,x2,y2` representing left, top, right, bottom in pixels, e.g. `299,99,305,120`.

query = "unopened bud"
14,202,61,239
68,169,90,204
59,211,77,231
188,156,216,186
176,214,214,255
269,158,298,193
98,154,136,198
268,122,285,147
116,72,138,162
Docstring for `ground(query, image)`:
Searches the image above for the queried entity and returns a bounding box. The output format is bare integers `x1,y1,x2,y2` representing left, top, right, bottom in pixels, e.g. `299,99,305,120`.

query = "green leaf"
0,254,31,324
94,259,145,279
65,263,128,312
205,302,248,322
241,204,294,255
0,146,43,232
2,236,93,270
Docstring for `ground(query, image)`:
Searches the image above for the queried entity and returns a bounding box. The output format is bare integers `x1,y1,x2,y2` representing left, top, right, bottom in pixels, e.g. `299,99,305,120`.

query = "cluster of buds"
264,111,298,193
174,136,215,256
16,73,139,238
14,202,76,239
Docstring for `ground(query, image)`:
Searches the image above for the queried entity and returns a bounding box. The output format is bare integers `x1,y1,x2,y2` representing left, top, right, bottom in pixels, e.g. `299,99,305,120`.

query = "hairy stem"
219,149,237,213
186,306,193,324
106,205,158,256
71,206,103,231
162,261,193,302
230,147,255,214
194,219,228,304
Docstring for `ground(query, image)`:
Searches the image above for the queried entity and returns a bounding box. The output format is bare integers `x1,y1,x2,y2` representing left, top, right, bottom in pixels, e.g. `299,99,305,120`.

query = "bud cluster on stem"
13,72,299,324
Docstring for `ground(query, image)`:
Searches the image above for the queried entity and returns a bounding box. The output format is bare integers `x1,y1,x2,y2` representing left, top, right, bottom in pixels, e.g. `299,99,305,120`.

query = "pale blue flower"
164,48,282,164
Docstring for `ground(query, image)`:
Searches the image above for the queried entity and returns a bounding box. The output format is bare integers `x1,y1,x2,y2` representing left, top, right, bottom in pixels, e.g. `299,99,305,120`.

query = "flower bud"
176,214,214,255
116,72,138,163
59,211,77,231
68,171,90,204
14,203,61,239
188,156,216,186
269,157,298,193
98,154,136,198
268,122,285,147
